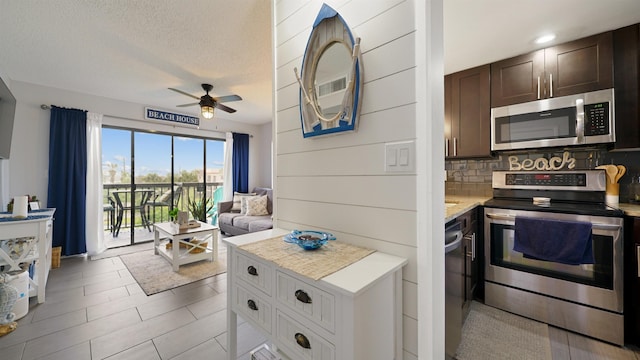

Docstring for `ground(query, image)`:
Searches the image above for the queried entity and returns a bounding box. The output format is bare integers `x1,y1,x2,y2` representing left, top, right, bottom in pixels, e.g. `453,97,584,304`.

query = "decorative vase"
0,274,18,336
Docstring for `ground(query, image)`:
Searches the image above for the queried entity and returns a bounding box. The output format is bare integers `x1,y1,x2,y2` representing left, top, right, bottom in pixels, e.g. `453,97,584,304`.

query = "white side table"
153,221,218,272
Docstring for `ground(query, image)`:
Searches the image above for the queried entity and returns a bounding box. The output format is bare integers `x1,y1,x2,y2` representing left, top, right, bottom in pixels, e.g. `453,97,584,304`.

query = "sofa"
218,187,273,236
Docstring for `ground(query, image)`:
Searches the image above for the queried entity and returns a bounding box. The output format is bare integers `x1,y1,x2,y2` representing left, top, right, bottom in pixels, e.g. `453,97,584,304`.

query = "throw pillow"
231,192,256,213
240,195,258,214
245,195,269,216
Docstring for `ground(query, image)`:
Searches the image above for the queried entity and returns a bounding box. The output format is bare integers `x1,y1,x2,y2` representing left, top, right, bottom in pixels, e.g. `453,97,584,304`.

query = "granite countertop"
615,203,640,217
445,195,492,223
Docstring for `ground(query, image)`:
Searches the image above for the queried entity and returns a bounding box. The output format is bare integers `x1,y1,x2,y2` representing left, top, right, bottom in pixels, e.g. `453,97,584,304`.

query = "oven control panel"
505,173,586,186
493,170,605,192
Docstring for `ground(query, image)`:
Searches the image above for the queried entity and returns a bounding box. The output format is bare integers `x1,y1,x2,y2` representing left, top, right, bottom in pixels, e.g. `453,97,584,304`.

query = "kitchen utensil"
615,165,626,183
605,165,618,184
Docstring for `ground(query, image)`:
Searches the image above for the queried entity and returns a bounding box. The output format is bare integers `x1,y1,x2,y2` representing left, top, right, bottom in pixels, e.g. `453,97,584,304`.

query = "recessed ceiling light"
535,34,556,44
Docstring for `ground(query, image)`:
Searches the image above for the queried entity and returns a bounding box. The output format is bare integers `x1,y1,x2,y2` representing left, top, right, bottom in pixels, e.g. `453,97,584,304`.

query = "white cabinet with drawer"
233,282,272,334
234,251,273,295
276,270,335,333
276,310,335,360
225,229,408,360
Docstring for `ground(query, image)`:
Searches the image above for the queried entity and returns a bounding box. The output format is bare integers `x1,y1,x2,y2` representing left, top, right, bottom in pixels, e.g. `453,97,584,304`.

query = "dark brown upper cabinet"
445,64,492,159
613,24,640,150
491,32,614,108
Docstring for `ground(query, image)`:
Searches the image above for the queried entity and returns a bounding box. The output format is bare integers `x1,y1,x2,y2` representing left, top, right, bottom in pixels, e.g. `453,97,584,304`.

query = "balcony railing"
103,182,223,234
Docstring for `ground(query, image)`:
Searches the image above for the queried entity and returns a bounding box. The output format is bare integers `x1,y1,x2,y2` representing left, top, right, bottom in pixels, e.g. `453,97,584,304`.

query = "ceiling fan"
169,83,242,119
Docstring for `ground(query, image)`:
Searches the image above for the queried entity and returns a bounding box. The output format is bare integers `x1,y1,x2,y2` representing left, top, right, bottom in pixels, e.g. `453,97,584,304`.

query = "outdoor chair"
103,196,115,234
146,185,182,224
112,190,154,237
208,186,224,226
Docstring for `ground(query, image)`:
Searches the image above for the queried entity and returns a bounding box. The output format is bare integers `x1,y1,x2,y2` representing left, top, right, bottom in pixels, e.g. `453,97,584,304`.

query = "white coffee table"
153,221,218,272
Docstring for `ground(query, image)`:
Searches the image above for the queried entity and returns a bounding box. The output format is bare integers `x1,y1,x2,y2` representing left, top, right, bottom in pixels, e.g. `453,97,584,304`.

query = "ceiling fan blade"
176,102,199,107
214,94,242,103
168,87,200,100
214,102,237,113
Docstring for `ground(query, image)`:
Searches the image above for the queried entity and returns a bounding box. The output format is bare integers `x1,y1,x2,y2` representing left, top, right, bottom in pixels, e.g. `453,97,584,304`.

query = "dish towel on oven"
513,217,594,265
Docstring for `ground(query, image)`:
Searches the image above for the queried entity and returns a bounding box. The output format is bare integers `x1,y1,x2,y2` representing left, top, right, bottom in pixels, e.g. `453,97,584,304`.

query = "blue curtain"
47,106,87,256
232,133,249,193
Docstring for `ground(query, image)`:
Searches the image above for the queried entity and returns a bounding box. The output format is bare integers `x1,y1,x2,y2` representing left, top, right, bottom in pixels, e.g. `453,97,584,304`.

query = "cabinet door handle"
247,265,258,276
549,73,553,98
445,138,449,157
537,76,541,99
453,137,458,157
247,299,258,311
464,233,475,260
471,233,476,260
295,333,311,349
637,245,640,278
295,289,313,304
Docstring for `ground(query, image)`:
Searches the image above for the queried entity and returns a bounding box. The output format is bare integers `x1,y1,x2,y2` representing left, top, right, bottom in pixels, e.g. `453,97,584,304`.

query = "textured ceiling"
0,0,272,124
1,1,640,126
444,0,640,74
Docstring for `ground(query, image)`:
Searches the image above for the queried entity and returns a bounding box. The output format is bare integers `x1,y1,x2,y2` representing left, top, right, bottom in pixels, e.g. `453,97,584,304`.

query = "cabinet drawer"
276,310,335,360
276,271,335,333
233,283,272,335
235,251,272,295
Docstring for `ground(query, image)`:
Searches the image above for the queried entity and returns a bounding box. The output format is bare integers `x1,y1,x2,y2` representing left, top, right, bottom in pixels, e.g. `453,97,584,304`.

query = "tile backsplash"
445,146,640,202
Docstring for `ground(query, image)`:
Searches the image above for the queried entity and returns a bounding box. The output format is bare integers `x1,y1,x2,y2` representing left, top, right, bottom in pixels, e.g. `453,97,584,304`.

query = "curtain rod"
40,104,253,137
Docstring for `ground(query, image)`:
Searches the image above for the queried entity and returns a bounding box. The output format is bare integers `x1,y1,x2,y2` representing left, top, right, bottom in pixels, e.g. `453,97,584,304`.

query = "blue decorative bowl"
283,230,336,250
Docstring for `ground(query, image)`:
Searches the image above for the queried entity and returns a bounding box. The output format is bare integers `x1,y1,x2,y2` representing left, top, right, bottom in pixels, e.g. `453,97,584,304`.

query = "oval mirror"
294,3,363,138
313,41,353,118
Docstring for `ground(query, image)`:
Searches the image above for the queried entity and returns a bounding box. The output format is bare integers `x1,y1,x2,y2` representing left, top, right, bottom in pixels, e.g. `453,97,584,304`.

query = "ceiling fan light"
201,105,214,119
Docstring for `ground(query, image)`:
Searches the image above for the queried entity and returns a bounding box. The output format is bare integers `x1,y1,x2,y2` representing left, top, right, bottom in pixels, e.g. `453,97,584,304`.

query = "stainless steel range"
483,170,624,345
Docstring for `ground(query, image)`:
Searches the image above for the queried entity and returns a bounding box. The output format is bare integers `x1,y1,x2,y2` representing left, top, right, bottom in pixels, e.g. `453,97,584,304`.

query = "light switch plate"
385,140,415,172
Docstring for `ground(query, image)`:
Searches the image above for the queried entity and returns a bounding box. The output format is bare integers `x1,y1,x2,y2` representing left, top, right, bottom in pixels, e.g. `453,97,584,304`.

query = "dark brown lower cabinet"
624,216,640,345
459,207,480,320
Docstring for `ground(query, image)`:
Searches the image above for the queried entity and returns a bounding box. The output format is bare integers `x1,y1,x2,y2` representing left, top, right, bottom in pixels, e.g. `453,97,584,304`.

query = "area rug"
119,249,226,295
456,301,552,360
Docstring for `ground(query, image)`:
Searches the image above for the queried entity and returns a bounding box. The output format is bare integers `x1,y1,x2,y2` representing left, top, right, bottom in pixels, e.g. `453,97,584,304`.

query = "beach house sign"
145,107,200,127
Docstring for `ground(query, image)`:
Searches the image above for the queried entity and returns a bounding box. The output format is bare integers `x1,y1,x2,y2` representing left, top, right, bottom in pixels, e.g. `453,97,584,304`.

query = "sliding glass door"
134,132,172,244
102,128,132,247
102,127,224,248
174,136,205,222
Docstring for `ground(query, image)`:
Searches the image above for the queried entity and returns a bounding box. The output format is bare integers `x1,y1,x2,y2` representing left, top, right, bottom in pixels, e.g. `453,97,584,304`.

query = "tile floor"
2,239,640,359
0,240,266,360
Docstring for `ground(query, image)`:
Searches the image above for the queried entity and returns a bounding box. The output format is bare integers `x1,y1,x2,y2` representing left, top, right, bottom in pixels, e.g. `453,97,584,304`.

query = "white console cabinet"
0,209,55,303
224,229,407,360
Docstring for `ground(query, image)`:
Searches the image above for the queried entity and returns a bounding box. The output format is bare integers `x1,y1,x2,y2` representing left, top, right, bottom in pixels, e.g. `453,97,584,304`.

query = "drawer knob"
295,290,312,304
247,299,258,311
247,265,258,276
295,333,311,349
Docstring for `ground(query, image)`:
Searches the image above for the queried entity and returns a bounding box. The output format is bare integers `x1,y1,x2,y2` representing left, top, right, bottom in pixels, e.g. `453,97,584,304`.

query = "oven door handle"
485,213,622,231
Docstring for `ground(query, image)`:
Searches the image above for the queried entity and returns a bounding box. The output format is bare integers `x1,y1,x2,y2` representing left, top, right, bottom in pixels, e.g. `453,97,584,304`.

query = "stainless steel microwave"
491,88,615,151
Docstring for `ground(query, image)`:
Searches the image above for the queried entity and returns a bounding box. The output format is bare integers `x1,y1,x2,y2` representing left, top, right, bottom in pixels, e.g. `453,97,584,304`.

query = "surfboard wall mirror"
294,4,363,138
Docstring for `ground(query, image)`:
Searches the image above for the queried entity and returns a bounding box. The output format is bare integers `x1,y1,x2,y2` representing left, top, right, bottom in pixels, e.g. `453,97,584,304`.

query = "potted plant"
168,208,179,223
187,198,213,223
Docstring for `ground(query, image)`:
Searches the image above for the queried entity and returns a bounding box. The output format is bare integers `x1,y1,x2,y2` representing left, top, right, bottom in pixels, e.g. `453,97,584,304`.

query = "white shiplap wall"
273,1,437,358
